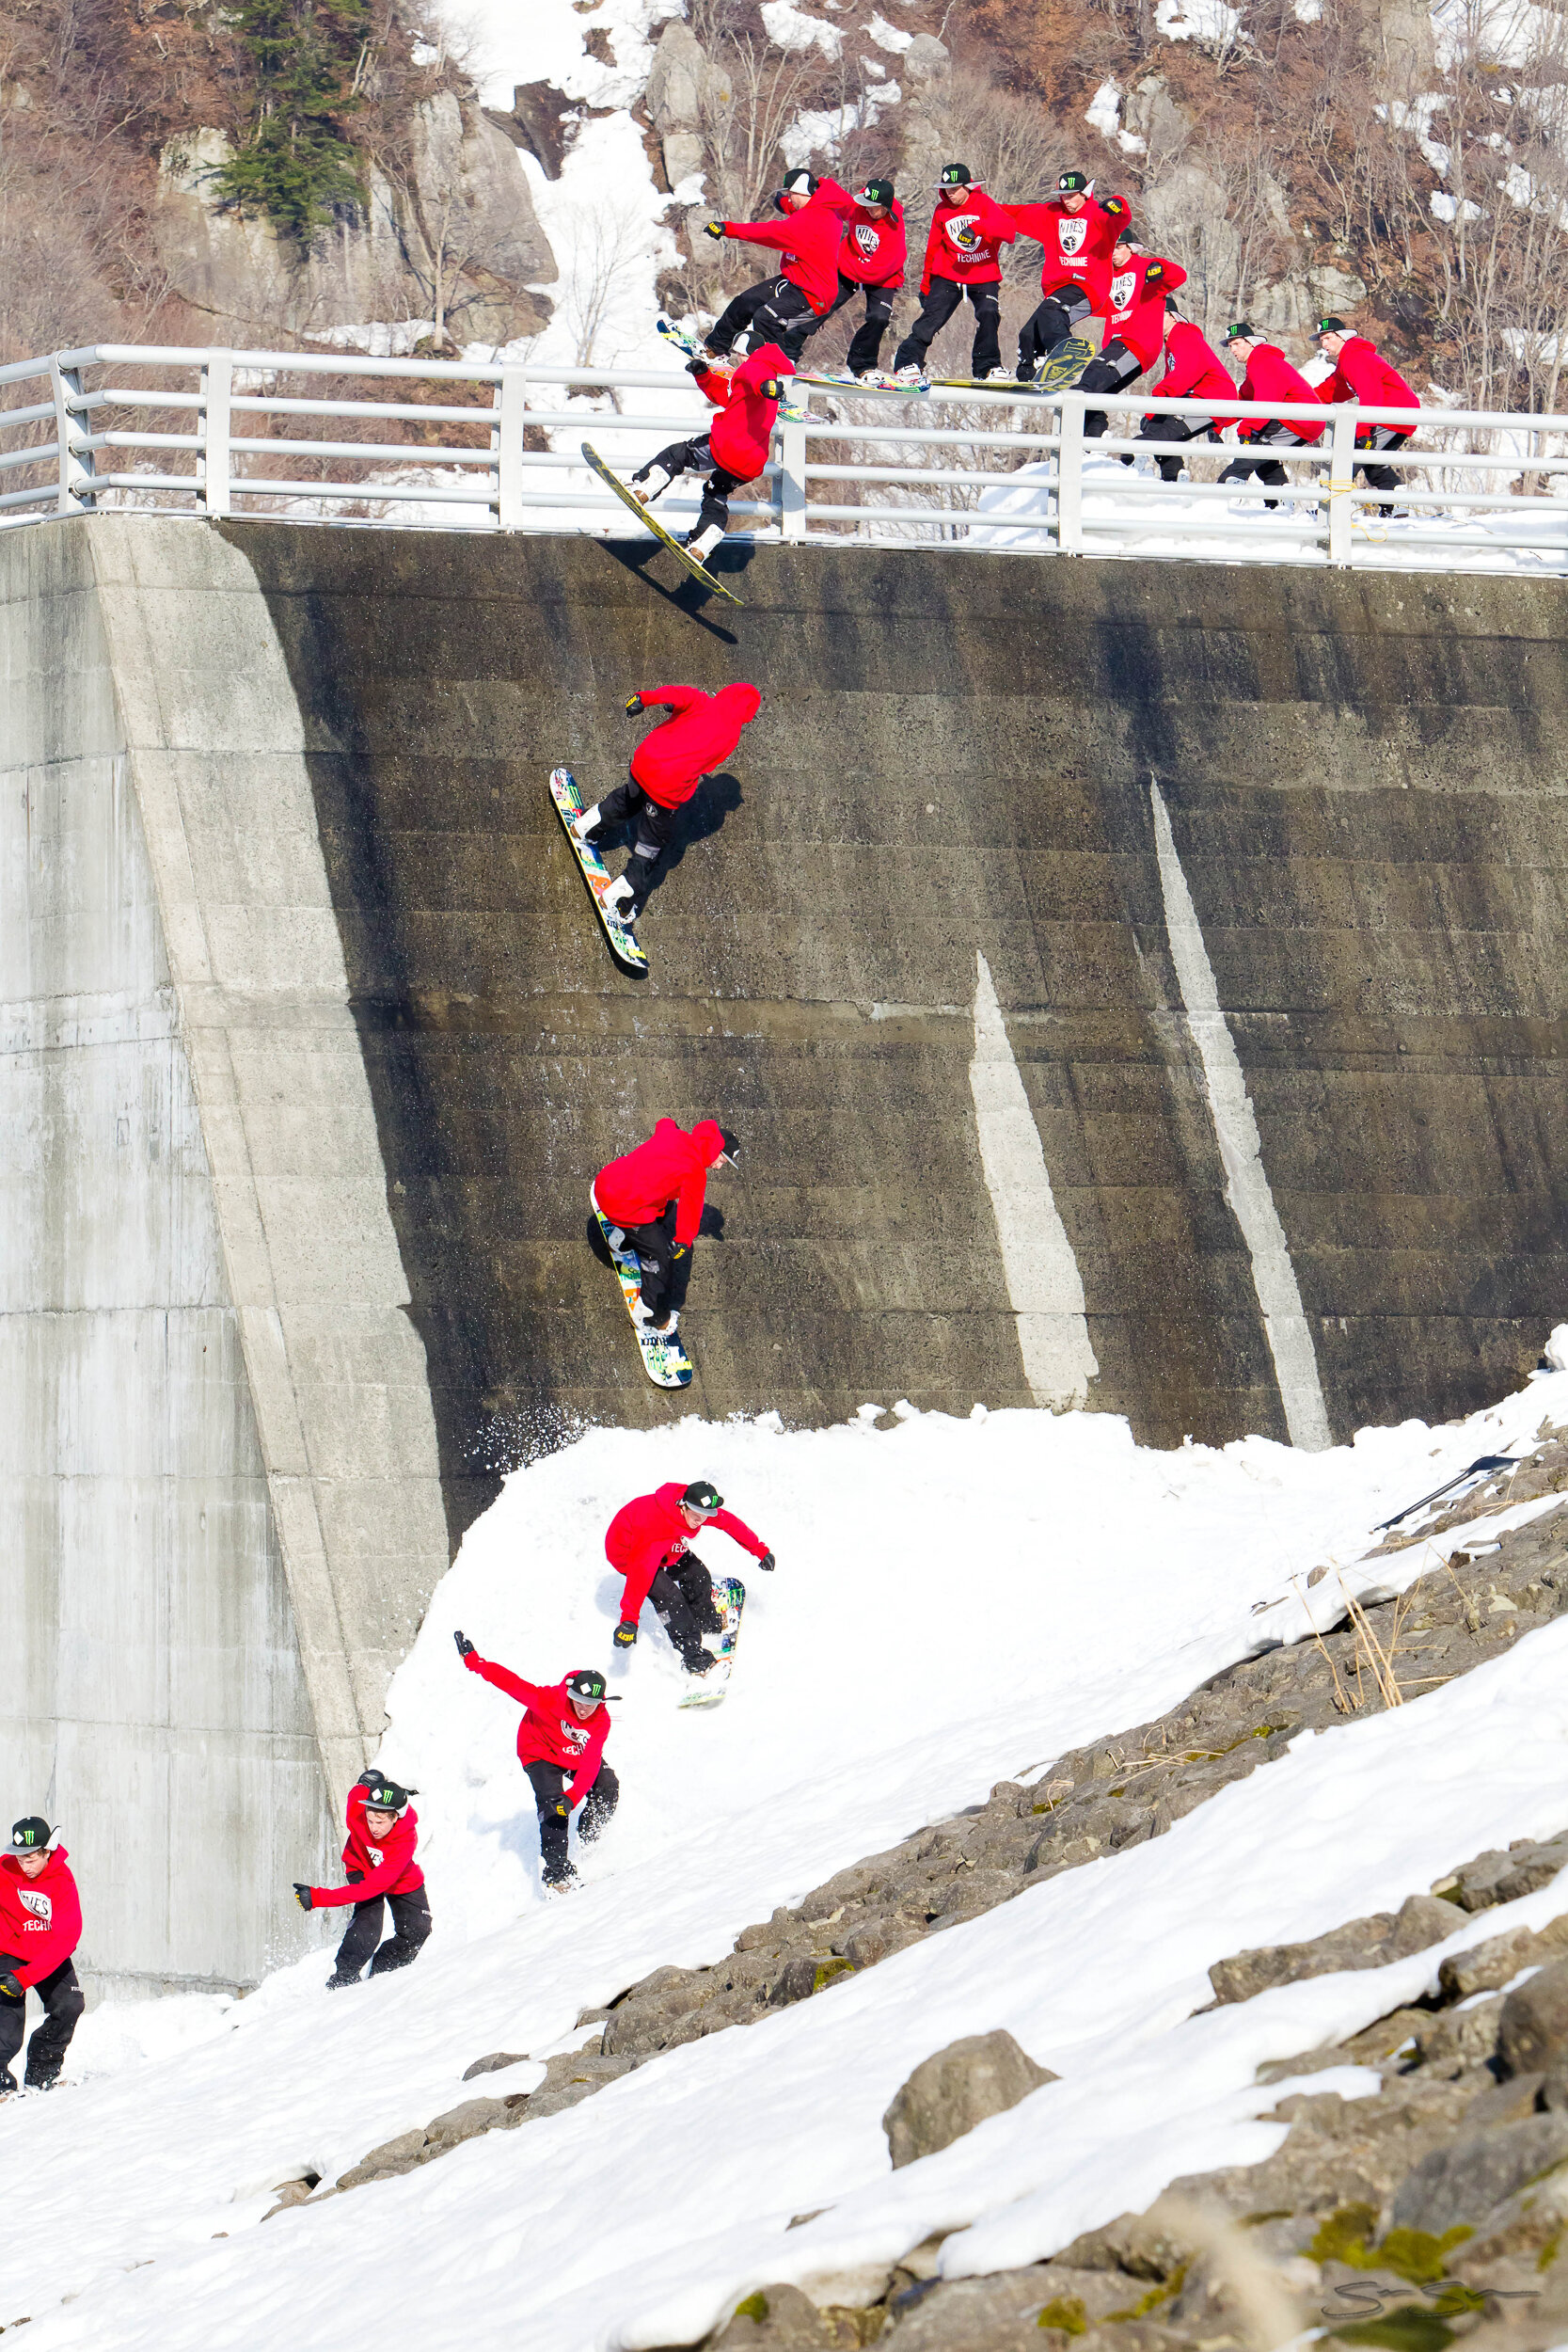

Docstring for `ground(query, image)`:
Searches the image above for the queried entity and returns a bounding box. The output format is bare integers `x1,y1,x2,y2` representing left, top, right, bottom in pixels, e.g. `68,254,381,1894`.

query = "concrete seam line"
969,950,1099,1410
1148,778,1332,1452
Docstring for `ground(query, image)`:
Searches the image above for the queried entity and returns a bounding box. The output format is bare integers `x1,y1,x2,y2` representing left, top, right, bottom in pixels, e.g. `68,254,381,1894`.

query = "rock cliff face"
152,94,555,346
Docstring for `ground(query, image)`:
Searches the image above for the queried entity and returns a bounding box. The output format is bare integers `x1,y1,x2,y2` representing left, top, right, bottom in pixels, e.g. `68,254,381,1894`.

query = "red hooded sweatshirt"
606,1481,769,1622
720,182,854,313
919,187,1017,293
838,198,907,288
1316,336,1419,437
692,345,790,485
1236,342,1326,444
595,1116,727,1245
308,1785,424,1910
1100,250,1187,371
1146,320,1240,429
629,683,761,809
0,1848,83,1988
463,1654,611,1805
1005,193,1128,296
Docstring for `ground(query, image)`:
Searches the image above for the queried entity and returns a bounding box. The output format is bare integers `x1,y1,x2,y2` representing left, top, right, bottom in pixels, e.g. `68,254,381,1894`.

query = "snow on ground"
8,1350,1568,2345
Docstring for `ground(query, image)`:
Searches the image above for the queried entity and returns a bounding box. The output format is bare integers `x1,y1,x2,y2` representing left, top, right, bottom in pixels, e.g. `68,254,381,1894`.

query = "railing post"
1055,391,1085,554
49,357,95,515
497,366,525,531
200,351,232,518
1327,405,1356,567
778,405,807,540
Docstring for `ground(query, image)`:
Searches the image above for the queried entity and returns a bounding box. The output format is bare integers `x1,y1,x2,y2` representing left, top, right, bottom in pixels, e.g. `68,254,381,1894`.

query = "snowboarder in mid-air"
699,170,854,364
606,1478,774,1676
591,1116,738,1337
454,1639,619,1893
1005,169,1130,386
293,1770,431,1988
0,1819,84,2095
570,681,762,929
626,345,789,573
891,163,1018,386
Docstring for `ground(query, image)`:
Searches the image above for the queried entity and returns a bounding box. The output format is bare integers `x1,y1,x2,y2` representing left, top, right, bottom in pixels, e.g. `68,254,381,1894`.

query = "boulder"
1390,2114,1568,2235
423,2095,513,2149
1500,1958,1568,2076
462,2050,529,2080
879,2265,1074,2348
1439,1913,1568,1999
1207,1894,1456,2006
882,2030,1057,2169
710,2283,851,2346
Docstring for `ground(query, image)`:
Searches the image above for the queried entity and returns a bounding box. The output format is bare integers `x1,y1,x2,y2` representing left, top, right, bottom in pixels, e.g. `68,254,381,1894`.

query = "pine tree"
217,0,370,240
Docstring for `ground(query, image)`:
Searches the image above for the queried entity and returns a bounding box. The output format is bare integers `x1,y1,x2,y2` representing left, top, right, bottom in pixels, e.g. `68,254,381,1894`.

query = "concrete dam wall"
3,513,1565,1989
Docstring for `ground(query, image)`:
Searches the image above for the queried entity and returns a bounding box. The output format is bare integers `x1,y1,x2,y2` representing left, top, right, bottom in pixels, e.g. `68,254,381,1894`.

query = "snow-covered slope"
8,1361,1568,2346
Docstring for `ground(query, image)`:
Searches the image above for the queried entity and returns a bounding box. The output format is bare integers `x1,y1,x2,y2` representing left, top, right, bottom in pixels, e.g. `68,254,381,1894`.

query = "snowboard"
930,375,1033,391
590,1188,695,1390
678,1575,746,1709
579,442,743,607
657,315,705,360
548,768,648,976
796,373,920,396
1032,335,1099,393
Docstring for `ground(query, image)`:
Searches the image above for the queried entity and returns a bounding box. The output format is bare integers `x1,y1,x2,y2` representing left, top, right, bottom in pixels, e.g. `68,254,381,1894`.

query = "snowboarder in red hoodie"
815,179,907,382
294,1772,431,1989
1216,323,1325,508
701,169,855,363
1077,235,1188,438
606,1476,774,1674
627,342,789,572
592,1116,738,1335
454,1643,619,1892
570,681,762,927
1132,316,1239,478
1311,314,1419,505
1005,170,1130,384
0,1819,84,2093
892,163,1018,385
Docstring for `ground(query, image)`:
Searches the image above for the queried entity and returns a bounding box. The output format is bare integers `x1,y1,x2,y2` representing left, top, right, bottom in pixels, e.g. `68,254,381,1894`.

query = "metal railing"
2,342,1565,576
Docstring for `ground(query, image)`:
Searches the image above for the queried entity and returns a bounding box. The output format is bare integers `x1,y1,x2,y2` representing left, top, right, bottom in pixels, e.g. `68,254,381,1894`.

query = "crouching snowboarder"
570,681,761,929
0,1819,84,2095
591,1116,738,1338
294,1771,431,1988
627,344,790,572
454,1640,619,1893
606,1477,773,1676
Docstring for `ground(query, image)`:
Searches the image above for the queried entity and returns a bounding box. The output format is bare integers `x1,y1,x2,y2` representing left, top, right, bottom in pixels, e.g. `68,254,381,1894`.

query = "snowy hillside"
8,1353,1568,2347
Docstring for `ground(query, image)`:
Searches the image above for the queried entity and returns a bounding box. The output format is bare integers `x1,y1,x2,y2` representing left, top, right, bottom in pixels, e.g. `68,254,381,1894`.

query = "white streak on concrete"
970,951,1099,1410
1149,781,1332,1452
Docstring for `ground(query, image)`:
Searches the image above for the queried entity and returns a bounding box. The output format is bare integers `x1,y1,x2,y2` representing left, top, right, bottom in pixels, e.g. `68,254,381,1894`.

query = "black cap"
1057,168,1091,194
683,1479,723,1512
856,178,895,207
565,1668,621,1703
939,163,973,188
717,1126,740,1166
1311,314,1348,340
11,1818,53,1851
1224,321,1256,343
361,1779,411,1814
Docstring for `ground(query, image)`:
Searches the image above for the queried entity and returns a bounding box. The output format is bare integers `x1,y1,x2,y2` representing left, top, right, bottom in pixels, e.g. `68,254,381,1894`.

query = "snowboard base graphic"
678,1575,746,1708
548,768,647,975
580,441,742,606
590,1188,694,1390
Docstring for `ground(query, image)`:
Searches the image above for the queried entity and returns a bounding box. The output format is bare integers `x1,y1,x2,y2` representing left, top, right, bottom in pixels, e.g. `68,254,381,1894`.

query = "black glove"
553,1798,570,1819
0,1970,22,2002
759,378,782,401
1103,194,1129,220
703,219,726,241
671,1241,689,1261
614,1620,638,1648
454,1629,475,1660
625,691,642,715
293,1883,314,1913
757,1549,775,1572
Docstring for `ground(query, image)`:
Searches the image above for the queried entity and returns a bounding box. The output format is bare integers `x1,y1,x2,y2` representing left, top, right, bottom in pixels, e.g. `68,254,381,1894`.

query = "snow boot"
892,363,927,389
683,1648,717,1677
571,802,608,847
602,875,639,923
0,2070,16,2098
325,1971,362,1992
630,463,673,506
543,1862,580,1896
684,521,725,566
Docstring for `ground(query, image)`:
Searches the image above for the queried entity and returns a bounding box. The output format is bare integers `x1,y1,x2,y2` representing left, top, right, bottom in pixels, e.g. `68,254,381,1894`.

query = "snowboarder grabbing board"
622,341,791,576
567,682,762,932
604,1477,773,1692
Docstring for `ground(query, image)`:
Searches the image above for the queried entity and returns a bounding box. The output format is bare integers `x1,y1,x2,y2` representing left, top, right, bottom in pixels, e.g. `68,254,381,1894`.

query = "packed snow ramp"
3,513,1566,1989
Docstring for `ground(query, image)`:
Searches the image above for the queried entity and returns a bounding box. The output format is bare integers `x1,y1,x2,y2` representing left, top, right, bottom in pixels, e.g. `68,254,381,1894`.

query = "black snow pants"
893,278,1003,379
525,1760,620,1880
613,1198,700,1318
1018,281,1096,379
1219,426,1315,507
329,1883,433,1984
1133,414,1223,481
632,436,745,542
648,1550,724,1669
707,275,818,364
1355,425,1411,494
592,772,680,911
816,273,897,374
1078,339,1144,438
0,1955,85,2089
